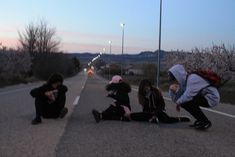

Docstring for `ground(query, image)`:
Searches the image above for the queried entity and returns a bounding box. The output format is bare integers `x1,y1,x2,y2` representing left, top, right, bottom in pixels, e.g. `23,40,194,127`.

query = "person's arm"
176,74,209,105
57,85,68,94
114,93,129,106
107,93,117,100
169,84,181,103
30,84,47,98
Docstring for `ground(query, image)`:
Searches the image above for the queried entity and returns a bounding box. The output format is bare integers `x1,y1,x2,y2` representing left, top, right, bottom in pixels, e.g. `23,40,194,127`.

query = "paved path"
56,75,235,157
0,72,87,157
0,73,235,157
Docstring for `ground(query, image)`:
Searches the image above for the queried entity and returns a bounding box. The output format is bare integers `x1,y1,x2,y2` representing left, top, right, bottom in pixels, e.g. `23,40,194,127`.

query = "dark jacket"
142,87,165,113
106,82,131,110
30,83,68,102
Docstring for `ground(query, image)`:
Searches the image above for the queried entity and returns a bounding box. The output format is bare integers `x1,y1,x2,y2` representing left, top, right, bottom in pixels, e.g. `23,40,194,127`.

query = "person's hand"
45,91,55,101
169,84,179,93
176,104,181,112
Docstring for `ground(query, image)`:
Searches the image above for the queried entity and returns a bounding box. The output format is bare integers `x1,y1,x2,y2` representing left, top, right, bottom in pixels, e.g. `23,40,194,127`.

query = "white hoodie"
168,64,220,107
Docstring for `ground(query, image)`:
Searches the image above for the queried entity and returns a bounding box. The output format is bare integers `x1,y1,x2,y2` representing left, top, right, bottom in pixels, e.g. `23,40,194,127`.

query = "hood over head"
168,64,188,86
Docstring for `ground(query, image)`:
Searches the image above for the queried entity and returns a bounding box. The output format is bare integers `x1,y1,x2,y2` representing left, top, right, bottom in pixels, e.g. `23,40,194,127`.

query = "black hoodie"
106,82,131,110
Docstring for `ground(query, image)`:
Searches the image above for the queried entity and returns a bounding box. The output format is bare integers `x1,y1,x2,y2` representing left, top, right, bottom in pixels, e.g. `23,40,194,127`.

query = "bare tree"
18,23,38,54
18,19,60,54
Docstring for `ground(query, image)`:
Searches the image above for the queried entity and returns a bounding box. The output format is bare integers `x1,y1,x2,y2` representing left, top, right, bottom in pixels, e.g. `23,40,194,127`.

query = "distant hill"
69,50,166,64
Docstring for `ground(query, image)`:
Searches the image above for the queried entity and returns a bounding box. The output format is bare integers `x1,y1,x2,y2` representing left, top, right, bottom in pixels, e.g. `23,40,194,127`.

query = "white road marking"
73,96,80,105
200,107,235,119
132,87,235,119
164,96,235,119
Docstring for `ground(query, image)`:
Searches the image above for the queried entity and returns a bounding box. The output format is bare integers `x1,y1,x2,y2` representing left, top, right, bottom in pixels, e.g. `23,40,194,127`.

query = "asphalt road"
56,74,235,157
0,73,234,157
0,72,87,157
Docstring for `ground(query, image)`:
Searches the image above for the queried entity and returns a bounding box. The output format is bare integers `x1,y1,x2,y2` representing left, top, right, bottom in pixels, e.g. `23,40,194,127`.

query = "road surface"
0,73,234,157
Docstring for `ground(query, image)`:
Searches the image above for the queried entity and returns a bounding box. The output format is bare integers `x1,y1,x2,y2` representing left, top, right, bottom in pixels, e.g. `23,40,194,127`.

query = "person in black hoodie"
30,73,68,125
92,75,131,123
130,79,190,124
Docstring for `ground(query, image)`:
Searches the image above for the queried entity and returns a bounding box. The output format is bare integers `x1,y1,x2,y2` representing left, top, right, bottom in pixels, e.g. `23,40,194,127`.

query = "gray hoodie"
168,64,220,107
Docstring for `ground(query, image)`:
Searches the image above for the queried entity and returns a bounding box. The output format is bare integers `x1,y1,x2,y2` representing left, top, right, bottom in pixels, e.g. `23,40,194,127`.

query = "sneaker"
92,109,101,123
59,107,68,118
179,116,191,122
195,121,212,130
31,118,42,125
189,120,200,127
149,116,159,124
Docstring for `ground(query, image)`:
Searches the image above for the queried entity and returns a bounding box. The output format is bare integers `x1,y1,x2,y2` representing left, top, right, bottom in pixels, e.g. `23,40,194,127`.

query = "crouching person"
168,64,220,130
30,73,68,125
92,75,131,123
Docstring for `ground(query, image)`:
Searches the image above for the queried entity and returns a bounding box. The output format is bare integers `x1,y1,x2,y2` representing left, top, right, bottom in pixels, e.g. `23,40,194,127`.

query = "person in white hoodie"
168,64,220,130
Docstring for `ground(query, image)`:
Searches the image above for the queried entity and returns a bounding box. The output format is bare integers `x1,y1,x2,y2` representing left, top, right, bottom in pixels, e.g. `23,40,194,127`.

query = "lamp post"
120,23,125,77
157,0,162,87
102,48,106,77
108,40,112,80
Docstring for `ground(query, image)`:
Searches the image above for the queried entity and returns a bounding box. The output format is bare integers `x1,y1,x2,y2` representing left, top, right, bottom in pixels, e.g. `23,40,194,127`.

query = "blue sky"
0,0,234,54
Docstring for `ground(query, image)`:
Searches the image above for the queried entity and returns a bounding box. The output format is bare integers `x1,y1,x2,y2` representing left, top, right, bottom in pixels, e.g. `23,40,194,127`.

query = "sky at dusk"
0,0,234,54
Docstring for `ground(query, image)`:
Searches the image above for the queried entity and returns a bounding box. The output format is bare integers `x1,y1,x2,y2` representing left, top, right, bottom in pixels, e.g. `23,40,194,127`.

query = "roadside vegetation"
0,19,80,87
98,44,235,104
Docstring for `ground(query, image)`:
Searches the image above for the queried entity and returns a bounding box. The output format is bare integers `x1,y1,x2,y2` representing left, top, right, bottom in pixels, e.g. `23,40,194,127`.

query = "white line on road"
132,87,235,119
200,107,235,119
163,96,235,119
73,96,80,105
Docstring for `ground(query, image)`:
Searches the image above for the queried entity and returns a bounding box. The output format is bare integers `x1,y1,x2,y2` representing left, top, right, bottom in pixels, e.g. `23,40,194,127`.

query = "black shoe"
179,116,191,122
59,107,68,118
92,109,101,123
195,121,212,130
31,118,42,125
189,120,200,127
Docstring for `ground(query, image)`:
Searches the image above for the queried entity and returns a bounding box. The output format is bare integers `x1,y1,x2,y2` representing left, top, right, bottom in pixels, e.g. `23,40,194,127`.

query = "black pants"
101,105,126,120
180,94,210,122
130,111,180,123
34,94,66,119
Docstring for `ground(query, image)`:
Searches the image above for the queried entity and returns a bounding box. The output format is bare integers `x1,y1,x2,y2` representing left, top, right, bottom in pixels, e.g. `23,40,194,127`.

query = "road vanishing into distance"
0,72,234,157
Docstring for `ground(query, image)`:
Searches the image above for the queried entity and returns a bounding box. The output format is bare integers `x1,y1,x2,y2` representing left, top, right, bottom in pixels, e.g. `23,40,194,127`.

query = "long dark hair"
138,79,153,106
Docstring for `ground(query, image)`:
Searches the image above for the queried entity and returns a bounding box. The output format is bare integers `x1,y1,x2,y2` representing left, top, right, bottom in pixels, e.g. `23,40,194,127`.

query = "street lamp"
102,48,106,77
108,40,112,80
120,23,125,77
157,0,162,87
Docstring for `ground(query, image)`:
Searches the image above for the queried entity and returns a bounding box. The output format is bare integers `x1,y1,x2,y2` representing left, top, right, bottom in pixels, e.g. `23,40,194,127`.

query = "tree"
0,50,32,85
18,19,60,54
165,44,235,82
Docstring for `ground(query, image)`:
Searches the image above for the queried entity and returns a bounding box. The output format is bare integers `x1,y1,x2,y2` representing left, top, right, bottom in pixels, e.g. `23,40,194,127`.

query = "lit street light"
120,23,125,77
157,0,162,87
108,40,112,80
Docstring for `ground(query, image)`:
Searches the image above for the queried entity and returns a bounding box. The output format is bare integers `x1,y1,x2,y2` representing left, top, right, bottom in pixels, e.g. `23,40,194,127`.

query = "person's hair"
47,73,64,85
138,79,153,106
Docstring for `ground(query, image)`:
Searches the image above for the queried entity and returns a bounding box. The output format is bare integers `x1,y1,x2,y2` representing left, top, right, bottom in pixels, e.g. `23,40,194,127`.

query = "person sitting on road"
168,64,220,130
30,73,68,125
130,79,190,124
92,75,131,122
